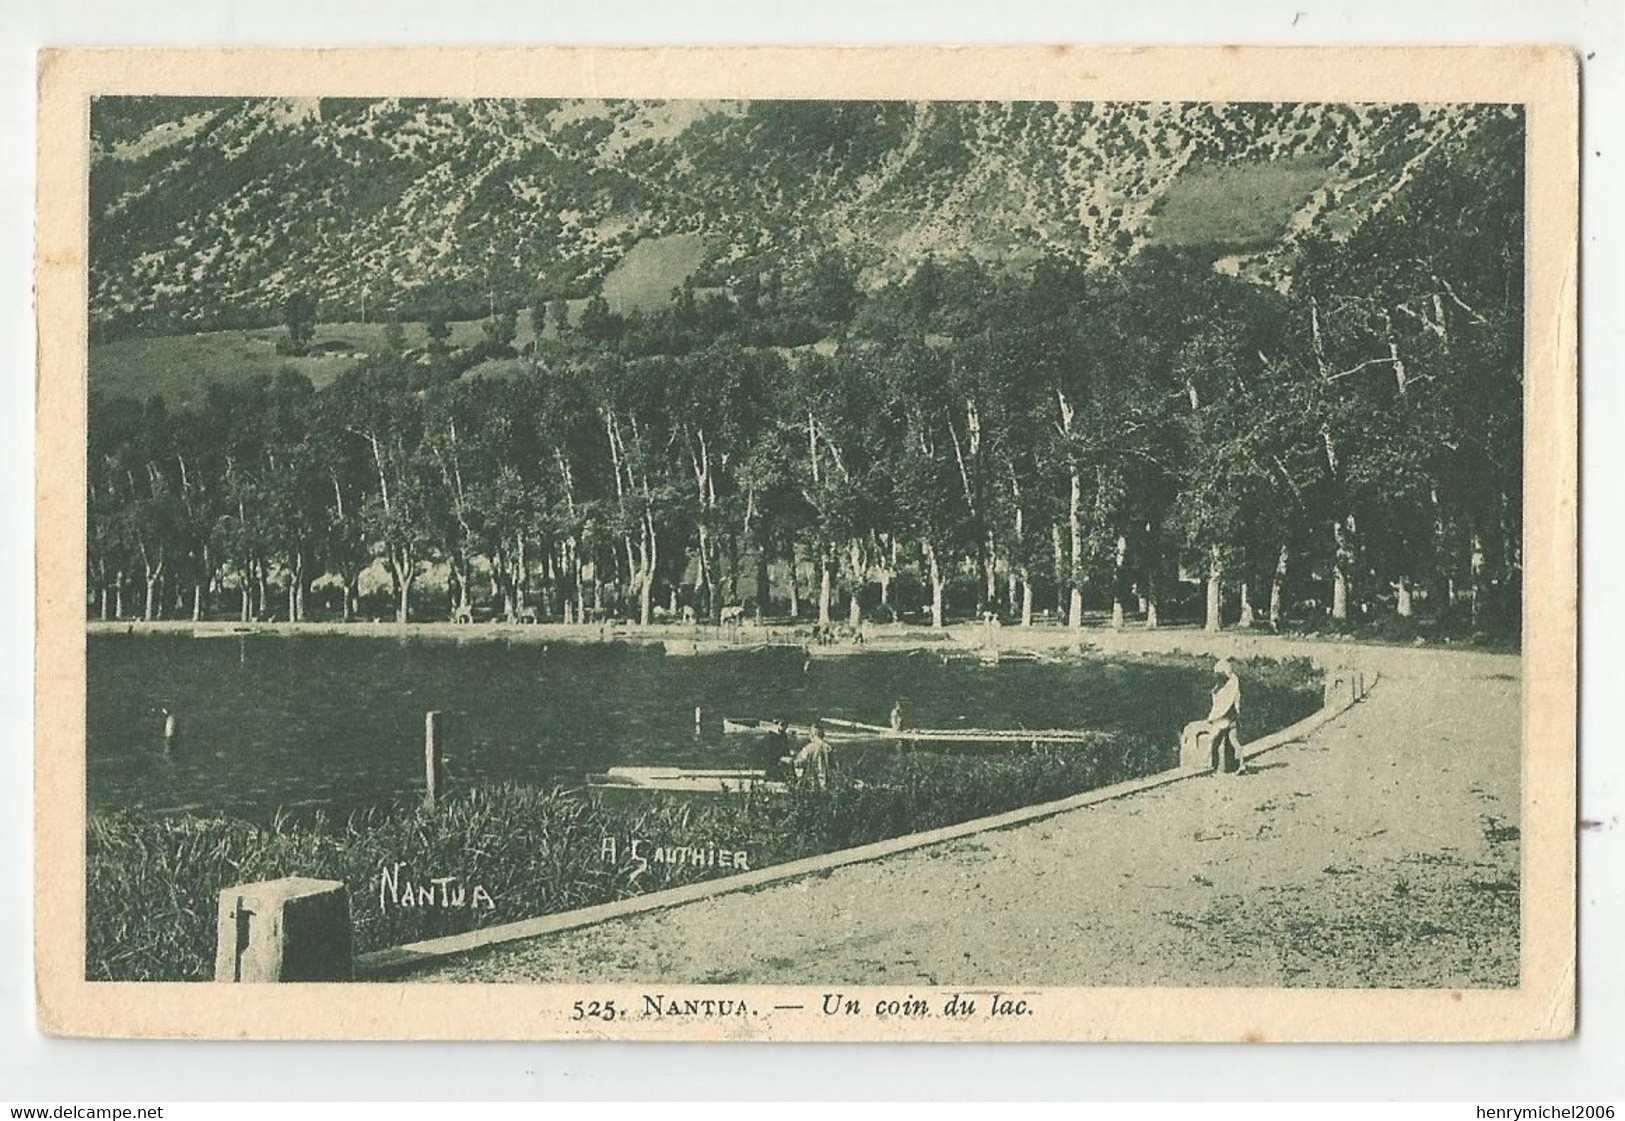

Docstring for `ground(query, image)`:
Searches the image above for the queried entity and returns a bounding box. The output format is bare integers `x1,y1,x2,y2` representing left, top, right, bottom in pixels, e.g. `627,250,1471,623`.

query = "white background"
0,0,1619,1102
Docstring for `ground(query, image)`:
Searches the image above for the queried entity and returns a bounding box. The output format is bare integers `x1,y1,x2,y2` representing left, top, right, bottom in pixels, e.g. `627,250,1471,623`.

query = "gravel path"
422,642,1521,988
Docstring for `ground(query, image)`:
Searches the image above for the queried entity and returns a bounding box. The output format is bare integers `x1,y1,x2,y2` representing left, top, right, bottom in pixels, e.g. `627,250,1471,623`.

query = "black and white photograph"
32,45,1578,1043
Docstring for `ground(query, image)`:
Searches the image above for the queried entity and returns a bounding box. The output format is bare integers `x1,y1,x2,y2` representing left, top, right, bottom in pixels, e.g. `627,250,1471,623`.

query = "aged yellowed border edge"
34,45,1578,1041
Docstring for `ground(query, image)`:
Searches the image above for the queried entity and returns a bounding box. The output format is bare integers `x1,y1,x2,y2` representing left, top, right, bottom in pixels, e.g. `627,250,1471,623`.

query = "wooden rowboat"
721,718,877,744
827,716,1104,744
726,714,1105,746
721,717,778,734
664,640,772,657
587,766,787,795
803,643,869,658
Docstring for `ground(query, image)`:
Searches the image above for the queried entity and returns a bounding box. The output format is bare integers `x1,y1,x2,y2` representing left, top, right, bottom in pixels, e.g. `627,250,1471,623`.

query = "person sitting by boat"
759,720,796,782
1184,658,1245,773
793,721,834,789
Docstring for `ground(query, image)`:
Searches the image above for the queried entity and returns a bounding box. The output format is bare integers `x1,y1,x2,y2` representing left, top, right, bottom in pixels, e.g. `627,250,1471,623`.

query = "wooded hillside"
86,100,1524,639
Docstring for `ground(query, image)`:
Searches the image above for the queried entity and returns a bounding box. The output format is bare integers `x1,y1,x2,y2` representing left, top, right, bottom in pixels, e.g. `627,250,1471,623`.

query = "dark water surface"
87,634,1315,821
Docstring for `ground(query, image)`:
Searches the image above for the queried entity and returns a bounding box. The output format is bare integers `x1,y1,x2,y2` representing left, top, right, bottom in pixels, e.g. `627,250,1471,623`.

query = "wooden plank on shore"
730,713,1109,745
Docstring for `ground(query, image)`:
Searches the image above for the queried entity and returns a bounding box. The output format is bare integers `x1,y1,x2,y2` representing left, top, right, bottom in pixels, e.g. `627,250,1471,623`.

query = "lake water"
86,634,1317,821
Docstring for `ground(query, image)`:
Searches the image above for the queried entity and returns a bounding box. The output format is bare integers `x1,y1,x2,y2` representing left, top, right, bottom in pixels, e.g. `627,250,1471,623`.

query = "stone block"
215,876,353,982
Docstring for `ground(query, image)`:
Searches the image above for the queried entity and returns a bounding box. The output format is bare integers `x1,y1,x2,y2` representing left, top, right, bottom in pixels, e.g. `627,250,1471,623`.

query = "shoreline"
86,617,1520,664
82,624,1518,985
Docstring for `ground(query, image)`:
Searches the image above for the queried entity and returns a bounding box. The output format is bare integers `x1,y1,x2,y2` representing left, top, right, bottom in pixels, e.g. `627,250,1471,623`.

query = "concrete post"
1180,724,1215,771
425,710,446,806
214,876,353,982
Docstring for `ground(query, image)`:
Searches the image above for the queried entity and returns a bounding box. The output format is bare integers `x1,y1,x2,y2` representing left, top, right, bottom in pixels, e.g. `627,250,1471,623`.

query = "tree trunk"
1269,543,1289,632
1110,533,1128,629
1395,575,1414,618
817,548,833,627
1332,515,1355,622
397,570,413,624
1067,471,1084,630
292,553,307,623
144,573,158,622
1205,544,1223,633
697,522,714,622
1020,576,1033,628
191,582,203,623
846,539,864,627
639,516,656,627
578,552,591,623
1051,524,1065,616
983,533,998,617
100,586,110,621
923,540,945,629
788,541,801,619
1238,579,1255,629
513,537,530,620
755,548,770,617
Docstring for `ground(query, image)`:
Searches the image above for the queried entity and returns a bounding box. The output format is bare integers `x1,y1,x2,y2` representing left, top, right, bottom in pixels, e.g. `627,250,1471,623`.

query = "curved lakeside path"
413,631,1521,988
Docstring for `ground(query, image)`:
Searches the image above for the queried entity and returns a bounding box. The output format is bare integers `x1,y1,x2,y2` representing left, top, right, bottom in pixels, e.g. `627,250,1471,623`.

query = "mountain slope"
88,97,1514,336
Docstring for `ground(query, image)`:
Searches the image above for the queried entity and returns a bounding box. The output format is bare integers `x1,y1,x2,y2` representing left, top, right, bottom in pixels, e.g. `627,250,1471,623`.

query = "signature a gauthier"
598,836,751,880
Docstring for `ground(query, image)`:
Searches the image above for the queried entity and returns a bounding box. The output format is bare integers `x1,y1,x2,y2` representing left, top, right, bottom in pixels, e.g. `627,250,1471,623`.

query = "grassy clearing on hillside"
89,233,708,405
89,319,512,407
601,232,709,313
1148,155,1330,251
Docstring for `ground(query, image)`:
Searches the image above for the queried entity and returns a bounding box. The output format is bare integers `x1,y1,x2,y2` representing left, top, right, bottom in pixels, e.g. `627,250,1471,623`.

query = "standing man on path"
793,722,834,789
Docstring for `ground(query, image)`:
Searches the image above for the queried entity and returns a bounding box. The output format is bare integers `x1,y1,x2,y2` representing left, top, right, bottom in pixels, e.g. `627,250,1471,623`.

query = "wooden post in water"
424,710,446,807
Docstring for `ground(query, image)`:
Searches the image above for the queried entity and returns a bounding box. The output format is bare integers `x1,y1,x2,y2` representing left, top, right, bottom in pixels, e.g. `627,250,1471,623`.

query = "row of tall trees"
88,118,1523,636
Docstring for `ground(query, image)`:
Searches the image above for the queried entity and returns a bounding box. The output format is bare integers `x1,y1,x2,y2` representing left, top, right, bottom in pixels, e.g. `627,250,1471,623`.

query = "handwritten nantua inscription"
599,836,751,879
377,862,495,911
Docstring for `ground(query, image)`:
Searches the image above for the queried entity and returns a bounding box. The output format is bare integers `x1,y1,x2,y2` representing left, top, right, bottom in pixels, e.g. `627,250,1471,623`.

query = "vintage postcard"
34,45,1577,1041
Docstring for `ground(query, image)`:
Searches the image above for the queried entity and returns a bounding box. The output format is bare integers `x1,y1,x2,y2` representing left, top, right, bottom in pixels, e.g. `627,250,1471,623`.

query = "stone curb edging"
354,673,1374,979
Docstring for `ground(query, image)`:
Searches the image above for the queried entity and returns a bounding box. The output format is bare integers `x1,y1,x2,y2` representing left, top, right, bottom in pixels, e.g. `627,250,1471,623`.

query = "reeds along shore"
88,732,1153,982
